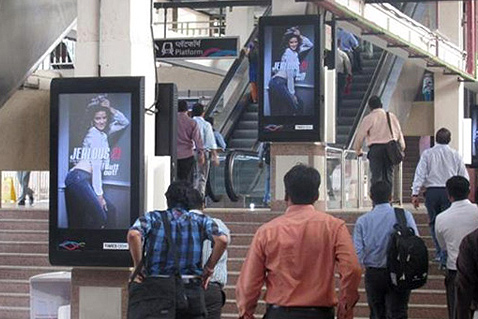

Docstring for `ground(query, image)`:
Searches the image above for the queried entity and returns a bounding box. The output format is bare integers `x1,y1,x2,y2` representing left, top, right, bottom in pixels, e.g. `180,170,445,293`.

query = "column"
225,6,254,47
72,1,155,318
434,72,464,153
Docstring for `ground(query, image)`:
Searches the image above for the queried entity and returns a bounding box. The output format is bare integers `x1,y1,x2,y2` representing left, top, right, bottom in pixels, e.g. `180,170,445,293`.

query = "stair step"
236,121,258,130
228,139,256,150
0,266,71,280
0,242,48,254
0,219,48,231
242,113,258,121
0,280,30,293
0,230,48,241
0,293,29,308
0,210,48,220
0,306,29,319
0,253,50,266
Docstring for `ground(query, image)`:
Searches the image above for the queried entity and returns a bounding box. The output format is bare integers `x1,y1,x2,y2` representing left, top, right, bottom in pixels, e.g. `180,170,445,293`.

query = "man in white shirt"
192,103,219,197
354,95,405,187
412,128,469,263
187,188,230,319
435,176,478,319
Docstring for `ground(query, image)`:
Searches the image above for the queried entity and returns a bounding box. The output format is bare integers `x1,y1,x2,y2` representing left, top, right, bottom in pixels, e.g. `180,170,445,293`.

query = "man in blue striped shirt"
128,181,228,319
353,181,419,319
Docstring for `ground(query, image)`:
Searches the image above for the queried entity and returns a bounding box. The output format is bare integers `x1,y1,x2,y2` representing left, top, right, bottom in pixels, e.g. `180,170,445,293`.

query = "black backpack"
387,208,428,291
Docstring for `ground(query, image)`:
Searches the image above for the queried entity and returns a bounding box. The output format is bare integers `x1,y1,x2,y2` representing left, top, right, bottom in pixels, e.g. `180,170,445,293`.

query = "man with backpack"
435,176,478,319
353,181,420,319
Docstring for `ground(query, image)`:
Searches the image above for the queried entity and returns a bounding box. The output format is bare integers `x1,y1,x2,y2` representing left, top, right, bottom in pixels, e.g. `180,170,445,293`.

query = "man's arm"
236,232,266,319
353,116,371,155
392,113,406,151
457,154,469,180
203,234,228,287
192,122,205,165
352,220,364,265
411,152,428,207
335,223,362,319
435,216,446,252
127,229,143,268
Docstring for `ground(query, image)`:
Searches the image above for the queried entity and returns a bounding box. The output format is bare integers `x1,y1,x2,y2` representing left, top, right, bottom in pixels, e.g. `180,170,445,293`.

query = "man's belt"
267,304,333,312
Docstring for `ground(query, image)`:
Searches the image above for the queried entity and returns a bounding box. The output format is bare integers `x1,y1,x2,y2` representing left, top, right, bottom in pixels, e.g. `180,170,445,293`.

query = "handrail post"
341,150,346,210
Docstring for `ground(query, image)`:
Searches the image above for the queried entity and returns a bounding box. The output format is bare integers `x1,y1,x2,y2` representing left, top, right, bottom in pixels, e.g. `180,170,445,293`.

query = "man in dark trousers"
455,228,478,319
127,181,228,319
411,128,468,263
354,96,405,187
353,181,419,319
236,164,362,319
177,100,204,183
435,176,478,319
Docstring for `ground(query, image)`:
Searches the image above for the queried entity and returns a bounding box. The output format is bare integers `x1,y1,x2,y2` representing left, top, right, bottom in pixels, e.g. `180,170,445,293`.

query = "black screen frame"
258,15,322,142
49,76,144,267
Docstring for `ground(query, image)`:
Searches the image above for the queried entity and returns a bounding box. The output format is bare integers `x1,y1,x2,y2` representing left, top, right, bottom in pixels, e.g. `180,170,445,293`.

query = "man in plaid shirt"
128,181,228,319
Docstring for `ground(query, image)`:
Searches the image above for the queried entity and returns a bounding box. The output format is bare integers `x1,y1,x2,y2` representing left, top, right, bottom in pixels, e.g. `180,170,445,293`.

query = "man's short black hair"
368,95,382,110
436,127,451,145
370,181,391,204
446,176,470,201
192,103,204,117
187,188,204,210
284,164,320,205
178,100,188,112
165,180,191,209
205,116,214,126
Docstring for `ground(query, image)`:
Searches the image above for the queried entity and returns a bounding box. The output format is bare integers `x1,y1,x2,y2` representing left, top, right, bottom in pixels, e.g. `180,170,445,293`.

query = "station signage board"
154,37,239,59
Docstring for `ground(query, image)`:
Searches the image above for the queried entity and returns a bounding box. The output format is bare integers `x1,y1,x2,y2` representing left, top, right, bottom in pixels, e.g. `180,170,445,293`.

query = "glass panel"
344,151,359,208
1,171,50,208
360,155,372,207
208,153,227,197
230,153,266,206
326,148,342,209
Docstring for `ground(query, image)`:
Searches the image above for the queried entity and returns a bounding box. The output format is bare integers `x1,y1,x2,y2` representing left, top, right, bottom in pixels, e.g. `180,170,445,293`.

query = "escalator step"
237,121,258,130
247,104,259,112
228,138,256,150
232,129,258,139
242,113,259,121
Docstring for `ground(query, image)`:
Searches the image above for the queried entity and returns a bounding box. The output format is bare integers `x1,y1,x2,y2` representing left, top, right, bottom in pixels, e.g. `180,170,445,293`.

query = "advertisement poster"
259,15,321,142
58,93,132,230
50,77,144,267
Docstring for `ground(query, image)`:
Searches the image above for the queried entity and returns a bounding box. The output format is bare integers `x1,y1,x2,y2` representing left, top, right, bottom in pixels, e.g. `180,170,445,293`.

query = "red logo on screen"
111,147,122,160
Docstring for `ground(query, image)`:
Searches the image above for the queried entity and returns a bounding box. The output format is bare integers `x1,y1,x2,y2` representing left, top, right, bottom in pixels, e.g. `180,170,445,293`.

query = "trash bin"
30,271,71,319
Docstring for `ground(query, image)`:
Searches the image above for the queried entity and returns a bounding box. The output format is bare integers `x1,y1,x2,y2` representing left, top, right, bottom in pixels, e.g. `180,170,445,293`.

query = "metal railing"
153,20,225,38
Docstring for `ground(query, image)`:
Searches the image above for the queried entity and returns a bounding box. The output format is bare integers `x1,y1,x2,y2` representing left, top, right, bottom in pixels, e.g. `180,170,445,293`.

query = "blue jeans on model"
424,187,450,262
64,169,109,229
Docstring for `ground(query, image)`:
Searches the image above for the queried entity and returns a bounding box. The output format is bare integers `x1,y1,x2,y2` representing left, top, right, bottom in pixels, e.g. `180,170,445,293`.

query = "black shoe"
18,200,26,206
29,193,34,206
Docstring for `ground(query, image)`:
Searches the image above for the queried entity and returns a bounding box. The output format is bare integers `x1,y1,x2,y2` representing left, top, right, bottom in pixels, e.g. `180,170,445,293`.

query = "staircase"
227,102,259,150
0,208,70,319
336,49,384,146
402,136,422,203
207,206,447,319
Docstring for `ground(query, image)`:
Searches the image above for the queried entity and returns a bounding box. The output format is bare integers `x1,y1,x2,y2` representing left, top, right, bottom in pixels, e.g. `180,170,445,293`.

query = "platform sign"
155,37,239,59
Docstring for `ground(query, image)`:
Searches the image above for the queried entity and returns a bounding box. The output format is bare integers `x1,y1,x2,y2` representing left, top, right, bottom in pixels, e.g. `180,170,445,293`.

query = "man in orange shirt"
236,164,362,319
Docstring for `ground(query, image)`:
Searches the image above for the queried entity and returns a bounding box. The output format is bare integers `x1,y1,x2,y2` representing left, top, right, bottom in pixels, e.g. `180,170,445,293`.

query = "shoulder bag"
127,211,188,319
386,112,404,165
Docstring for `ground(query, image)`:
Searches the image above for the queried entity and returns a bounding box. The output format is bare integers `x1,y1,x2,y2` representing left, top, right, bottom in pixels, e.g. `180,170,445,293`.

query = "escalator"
207,3,426,205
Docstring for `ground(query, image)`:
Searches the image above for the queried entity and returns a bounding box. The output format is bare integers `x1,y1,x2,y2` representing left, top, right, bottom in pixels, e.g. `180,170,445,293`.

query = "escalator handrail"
205,6,272,120
225,149,261,202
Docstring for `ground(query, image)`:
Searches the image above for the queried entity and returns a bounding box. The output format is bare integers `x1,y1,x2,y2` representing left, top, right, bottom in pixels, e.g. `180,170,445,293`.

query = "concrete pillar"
434,73,464,153
72,1,156,318
225,6,254,47
438,1,463,49
272,0,308,15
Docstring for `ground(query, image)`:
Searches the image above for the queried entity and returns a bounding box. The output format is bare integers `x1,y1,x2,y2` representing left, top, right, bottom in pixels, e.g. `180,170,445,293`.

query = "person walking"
354,95,405,187
17,171,34,206
354,181,419,319
411,128,469,263
435,176,478,319
188,188,230,319
236,164,362,319
177,100,204,183
127,181,228,319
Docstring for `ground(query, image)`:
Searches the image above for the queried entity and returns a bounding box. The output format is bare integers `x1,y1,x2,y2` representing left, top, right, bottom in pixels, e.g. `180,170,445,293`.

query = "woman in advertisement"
268,26,313,116
64,95,129,229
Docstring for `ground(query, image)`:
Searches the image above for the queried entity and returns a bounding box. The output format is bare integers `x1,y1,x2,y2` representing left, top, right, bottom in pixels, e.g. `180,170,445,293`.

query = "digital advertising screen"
259,15,321,142
471,105,478,167
50,77,144,267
